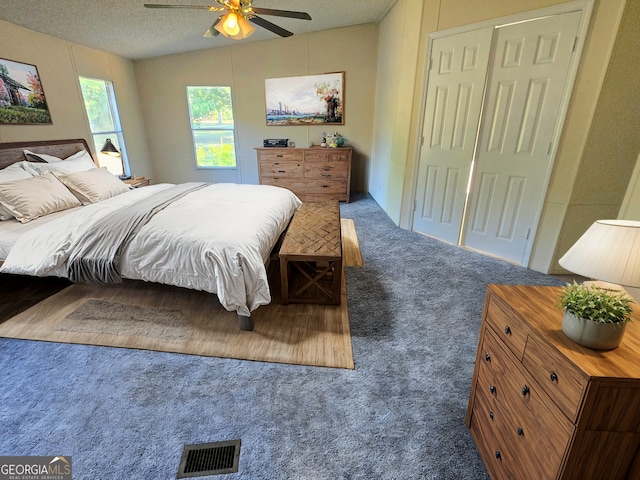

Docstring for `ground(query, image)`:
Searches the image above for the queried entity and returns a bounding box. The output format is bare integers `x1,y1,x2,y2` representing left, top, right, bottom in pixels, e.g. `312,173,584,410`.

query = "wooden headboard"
0,138,92,169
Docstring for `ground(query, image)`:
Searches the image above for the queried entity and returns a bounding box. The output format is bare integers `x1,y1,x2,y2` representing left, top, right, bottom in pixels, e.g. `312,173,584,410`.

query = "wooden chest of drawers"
256,147,352,202
466,285,640,480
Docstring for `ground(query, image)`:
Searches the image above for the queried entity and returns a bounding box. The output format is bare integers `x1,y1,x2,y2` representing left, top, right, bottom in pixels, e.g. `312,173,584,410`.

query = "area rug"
0,271,353,368
0,216,363,369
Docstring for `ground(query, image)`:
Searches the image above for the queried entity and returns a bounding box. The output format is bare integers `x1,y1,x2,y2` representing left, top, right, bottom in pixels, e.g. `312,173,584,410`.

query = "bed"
0,139,301,330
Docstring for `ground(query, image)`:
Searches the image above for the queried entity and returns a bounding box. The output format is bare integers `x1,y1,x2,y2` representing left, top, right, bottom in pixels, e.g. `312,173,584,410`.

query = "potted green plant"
558,281,633,350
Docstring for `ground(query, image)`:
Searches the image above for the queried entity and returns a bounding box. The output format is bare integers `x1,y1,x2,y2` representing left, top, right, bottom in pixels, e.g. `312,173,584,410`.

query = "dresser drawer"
259,161,303,178
305,161,349,180
523,334,588,423
469,387,514,480
485,293,530,360
472,379,570,480
259,177,306,196
304,180,348,197
477,328,574,478
258,150,303,162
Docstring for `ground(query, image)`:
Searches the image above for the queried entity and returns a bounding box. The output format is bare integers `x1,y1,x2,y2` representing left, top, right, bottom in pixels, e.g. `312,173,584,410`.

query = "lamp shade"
100,138,121,157
233,15,255,39
214,11,255,39
558,220,640,287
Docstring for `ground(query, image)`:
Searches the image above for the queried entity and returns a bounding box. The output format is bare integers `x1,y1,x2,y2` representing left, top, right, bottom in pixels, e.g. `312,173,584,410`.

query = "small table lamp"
558,220,640,297
100,139,129,179
100,138,120,157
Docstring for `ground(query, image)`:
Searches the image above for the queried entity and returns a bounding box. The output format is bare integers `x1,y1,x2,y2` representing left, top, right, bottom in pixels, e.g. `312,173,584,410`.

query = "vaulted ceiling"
0,0,397,60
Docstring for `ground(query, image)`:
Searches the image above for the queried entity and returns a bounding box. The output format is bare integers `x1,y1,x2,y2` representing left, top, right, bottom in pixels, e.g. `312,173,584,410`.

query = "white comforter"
0,183,301,316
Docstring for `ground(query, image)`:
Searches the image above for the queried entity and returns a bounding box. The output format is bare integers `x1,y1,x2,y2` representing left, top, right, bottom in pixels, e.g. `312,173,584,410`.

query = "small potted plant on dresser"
558,281,633,350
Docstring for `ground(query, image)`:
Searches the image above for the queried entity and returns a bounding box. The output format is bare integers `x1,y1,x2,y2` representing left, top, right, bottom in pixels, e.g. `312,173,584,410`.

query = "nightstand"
124,177,150,188
466,284,640,479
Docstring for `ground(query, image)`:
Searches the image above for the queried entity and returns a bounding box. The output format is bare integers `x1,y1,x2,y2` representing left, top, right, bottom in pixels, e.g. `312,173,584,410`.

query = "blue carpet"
0,194,563,479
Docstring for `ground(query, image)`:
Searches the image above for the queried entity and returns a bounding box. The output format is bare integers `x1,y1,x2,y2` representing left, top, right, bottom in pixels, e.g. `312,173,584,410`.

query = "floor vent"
177,440,241,478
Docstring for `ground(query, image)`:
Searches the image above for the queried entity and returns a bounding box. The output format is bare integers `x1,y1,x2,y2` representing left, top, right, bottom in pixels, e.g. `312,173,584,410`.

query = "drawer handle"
274,162,280,165
489,411,494,420
323,166,331,171
495,451,501,460
490,385,496,395
321,174,331,177
550,372,558,382
517,427,524,436
521,385,530,396
322,185,329,188
504,326,511,335
276,154,283,157
485,353,491,362
277,170,286,173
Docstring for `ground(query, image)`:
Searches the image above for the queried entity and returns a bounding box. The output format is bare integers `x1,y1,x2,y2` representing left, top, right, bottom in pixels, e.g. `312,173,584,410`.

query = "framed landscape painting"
0,58,52,125
265,72,344,126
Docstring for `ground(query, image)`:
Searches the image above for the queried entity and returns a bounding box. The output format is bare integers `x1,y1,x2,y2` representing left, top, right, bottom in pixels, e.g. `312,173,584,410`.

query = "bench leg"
332,260,342,304
238,314,254,331
280,255,289,305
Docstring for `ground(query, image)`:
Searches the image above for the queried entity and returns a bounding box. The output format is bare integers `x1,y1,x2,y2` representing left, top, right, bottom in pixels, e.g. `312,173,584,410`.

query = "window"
187,86,236,168
78,77,128,177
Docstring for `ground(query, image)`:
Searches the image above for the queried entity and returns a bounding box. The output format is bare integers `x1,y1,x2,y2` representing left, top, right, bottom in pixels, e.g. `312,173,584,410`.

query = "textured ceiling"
0,0,396,60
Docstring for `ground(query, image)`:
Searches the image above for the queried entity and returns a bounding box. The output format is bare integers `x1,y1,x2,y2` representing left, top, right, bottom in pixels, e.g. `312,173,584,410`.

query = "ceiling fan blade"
203,17,222,37
249,16,293,37
144,4,215,10
251,8,311,20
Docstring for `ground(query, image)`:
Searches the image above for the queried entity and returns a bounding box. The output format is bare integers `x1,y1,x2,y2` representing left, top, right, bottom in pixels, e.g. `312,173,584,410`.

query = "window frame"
186,85,238,170
78,76,130,177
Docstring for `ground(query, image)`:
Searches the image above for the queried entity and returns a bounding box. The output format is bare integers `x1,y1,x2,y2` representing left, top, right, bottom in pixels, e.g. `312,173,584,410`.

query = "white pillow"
0,163,34,183
25,151,97,175
0,163,35,220
0,172,82,223
57,167,131,205
64,150,91,162
23,149,63,163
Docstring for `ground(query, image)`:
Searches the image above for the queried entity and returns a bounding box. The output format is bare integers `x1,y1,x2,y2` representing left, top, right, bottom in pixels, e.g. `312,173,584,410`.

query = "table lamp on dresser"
559,219,640,299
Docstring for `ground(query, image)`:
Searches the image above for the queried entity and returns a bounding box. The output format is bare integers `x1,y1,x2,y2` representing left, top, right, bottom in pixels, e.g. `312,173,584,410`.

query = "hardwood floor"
0,274,71,323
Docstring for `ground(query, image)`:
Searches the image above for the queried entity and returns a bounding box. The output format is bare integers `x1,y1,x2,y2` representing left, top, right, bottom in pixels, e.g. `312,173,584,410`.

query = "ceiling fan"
144,1,312,40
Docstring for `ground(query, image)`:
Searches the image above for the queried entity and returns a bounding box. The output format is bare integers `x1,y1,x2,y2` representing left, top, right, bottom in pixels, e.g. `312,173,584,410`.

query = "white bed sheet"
0,183,301,316
0,206,83,260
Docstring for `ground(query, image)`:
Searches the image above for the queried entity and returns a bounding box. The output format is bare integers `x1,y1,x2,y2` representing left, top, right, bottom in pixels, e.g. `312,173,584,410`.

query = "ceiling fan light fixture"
145,2,309,40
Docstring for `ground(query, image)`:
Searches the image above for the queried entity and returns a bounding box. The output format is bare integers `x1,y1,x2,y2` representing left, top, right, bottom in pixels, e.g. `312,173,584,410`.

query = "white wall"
0,20,153,178
134,24,379,188
369,0,426,224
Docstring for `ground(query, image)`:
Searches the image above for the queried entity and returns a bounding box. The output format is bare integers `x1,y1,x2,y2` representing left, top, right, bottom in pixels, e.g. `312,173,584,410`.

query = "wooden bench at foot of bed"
279,201,342,306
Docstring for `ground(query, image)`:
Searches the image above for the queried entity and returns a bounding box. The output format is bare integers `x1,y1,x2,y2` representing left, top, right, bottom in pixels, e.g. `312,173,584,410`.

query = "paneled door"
462,11,581,264
412,27,494,244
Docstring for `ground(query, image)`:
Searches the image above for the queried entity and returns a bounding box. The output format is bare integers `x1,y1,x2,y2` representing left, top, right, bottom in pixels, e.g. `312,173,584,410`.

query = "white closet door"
413,27,494,244
462,11,582,263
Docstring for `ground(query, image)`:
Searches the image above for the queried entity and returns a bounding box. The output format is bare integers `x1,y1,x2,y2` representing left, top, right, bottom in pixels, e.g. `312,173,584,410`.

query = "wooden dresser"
256,147,352,202
466,284,640,480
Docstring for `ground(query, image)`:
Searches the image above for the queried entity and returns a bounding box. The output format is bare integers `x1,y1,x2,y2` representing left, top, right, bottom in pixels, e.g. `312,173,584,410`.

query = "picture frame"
265,72,344,126
0,57,52,125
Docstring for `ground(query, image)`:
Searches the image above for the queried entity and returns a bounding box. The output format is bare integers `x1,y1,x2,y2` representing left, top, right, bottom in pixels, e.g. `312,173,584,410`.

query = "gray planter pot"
561,310,627,350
